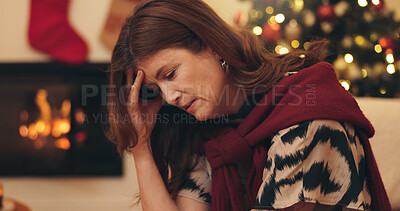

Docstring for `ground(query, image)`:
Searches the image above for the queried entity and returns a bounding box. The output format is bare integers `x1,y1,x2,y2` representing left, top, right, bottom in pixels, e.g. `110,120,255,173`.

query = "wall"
0,0,252,63
356,98,400,209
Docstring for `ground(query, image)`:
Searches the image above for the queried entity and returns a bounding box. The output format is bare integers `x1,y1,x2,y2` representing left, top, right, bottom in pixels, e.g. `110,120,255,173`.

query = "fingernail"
137,70,142,76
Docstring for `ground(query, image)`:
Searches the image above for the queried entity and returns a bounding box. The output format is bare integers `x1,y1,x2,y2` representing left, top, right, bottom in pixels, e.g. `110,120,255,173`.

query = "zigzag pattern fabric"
177,120,371,210
253,120,371,210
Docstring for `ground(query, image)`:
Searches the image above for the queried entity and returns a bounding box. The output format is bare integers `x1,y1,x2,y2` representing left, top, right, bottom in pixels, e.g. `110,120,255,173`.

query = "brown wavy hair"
106,0,330,199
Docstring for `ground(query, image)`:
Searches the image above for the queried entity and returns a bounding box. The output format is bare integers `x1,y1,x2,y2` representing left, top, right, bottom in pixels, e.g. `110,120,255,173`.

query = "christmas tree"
243,0,400,97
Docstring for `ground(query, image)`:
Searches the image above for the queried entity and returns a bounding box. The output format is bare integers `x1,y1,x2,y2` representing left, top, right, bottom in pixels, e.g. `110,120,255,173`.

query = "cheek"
209,73,227,100
184,61,227,100
196,79,226,117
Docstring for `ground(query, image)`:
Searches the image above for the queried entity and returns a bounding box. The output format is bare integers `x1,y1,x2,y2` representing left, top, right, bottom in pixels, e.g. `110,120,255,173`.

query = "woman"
106,0,391,210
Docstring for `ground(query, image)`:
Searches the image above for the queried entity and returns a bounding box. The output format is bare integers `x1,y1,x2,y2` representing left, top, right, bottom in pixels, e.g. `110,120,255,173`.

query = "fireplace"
0,63,122,176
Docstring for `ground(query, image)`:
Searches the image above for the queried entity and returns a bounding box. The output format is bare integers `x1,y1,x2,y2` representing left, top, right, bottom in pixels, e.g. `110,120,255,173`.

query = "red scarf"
204,62,391,211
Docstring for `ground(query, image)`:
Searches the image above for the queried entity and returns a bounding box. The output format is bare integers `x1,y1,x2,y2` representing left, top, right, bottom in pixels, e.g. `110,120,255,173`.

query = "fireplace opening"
0,63,122,176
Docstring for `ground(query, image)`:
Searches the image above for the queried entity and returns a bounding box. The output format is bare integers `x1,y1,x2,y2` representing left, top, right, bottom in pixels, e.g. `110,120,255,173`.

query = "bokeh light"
265,6,274,14
275,14,285,23
291,40,300,48
358,0,368,7
253,26,263,35
387,64,395,74
340,80,351,91
344,53,354,63
374,44,382,53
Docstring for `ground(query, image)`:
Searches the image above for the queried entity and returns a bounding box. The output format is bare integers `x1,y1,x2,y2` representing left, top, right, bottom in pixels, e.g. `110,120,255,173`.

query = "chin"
193,111,221,122
191,109,210,121
193,113,210,121
191,104,220,121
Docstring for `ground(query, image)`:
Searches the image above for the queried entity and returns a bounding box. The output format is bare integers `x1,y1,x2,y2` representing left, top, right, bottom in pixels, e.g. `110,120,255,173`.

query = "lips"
182,100,195,111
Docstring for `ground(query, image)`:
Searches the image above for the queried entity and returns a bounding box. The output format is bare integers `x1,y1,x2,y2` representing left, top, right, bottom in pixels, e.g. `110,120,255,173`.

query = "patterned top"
177,120,372,210
176,71,371,210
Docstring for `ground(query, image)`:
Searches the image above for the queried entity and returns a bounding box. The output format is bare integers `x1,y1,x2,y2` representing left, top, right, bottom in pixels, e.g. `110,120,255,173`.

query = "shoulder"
270,119,357,146
268,119,362,162
253,119,371,210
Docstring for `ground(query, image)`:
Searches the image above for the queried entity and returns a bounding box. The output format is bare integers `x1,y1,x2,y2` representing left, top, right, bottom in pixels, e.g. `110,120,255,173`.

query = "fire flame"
19,89,75,150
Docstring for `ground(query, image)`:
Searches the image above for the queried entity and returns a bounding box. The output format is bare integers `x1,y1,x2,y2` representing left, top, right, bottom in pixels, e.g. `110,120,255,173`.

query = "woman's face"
136,46,244,121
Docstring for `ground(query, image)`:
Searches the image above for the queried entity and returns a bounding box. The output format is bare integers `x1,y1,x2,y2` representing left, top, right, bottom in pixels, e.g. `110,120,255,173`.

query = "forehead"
136,48,188,83
137,48,180,69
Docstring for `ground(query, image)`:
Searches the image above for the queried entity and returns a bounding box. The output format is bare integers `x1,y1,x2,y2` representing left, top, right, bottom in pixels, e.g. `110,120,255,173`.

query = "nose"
159,83,181,105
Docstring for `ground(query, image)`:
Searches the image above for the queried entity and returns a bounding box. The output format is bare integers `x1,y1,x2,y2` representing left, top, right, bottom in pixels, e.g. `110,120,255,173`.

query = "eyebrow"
142,65,167,85
143,63,181,85
155,65,168,80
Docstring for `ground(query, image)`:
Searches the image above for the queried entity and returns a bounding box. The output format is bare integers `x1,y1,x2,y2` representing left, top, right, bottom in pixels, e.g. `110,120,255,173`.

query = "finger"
128,70,144,110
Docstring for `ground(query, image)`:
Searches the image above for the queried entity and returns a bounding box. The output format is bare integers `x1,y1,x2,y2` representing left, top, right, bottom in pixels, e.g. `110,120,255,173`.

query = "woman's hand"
127,69,164,149
126,69,211,211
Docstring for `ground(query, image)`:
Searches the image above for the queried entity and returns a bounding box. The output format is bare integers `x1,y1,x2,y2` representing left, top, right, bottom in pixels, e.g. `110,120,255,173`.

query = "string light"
303,42,310,50
355,35,367,46
362,69,368,78
387,64,395,74
265,6,274,14
340,80,351,91
249,10,258,19
370,33,379,42
252,26,262,35
358,0,368,7
386,54,394,63
293,0,304,12
275,13,285,23
269,16,277,24
380,87,387,95
344,53,354,63
291,40,300,48
275,45,282,54
279,47,289,54
372,0,380,6
374,44,382,53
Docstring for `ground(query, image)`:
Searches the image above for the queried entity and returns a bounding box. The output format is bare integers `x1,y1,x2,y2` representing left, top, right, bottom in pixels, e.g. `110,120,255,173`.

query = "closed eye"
164,69,176,79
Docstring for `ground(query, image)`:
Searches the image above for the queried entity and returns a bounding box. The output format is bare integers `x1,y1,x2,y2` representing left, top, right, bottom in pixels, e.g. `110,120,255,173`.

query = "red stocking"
28,0,88,65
